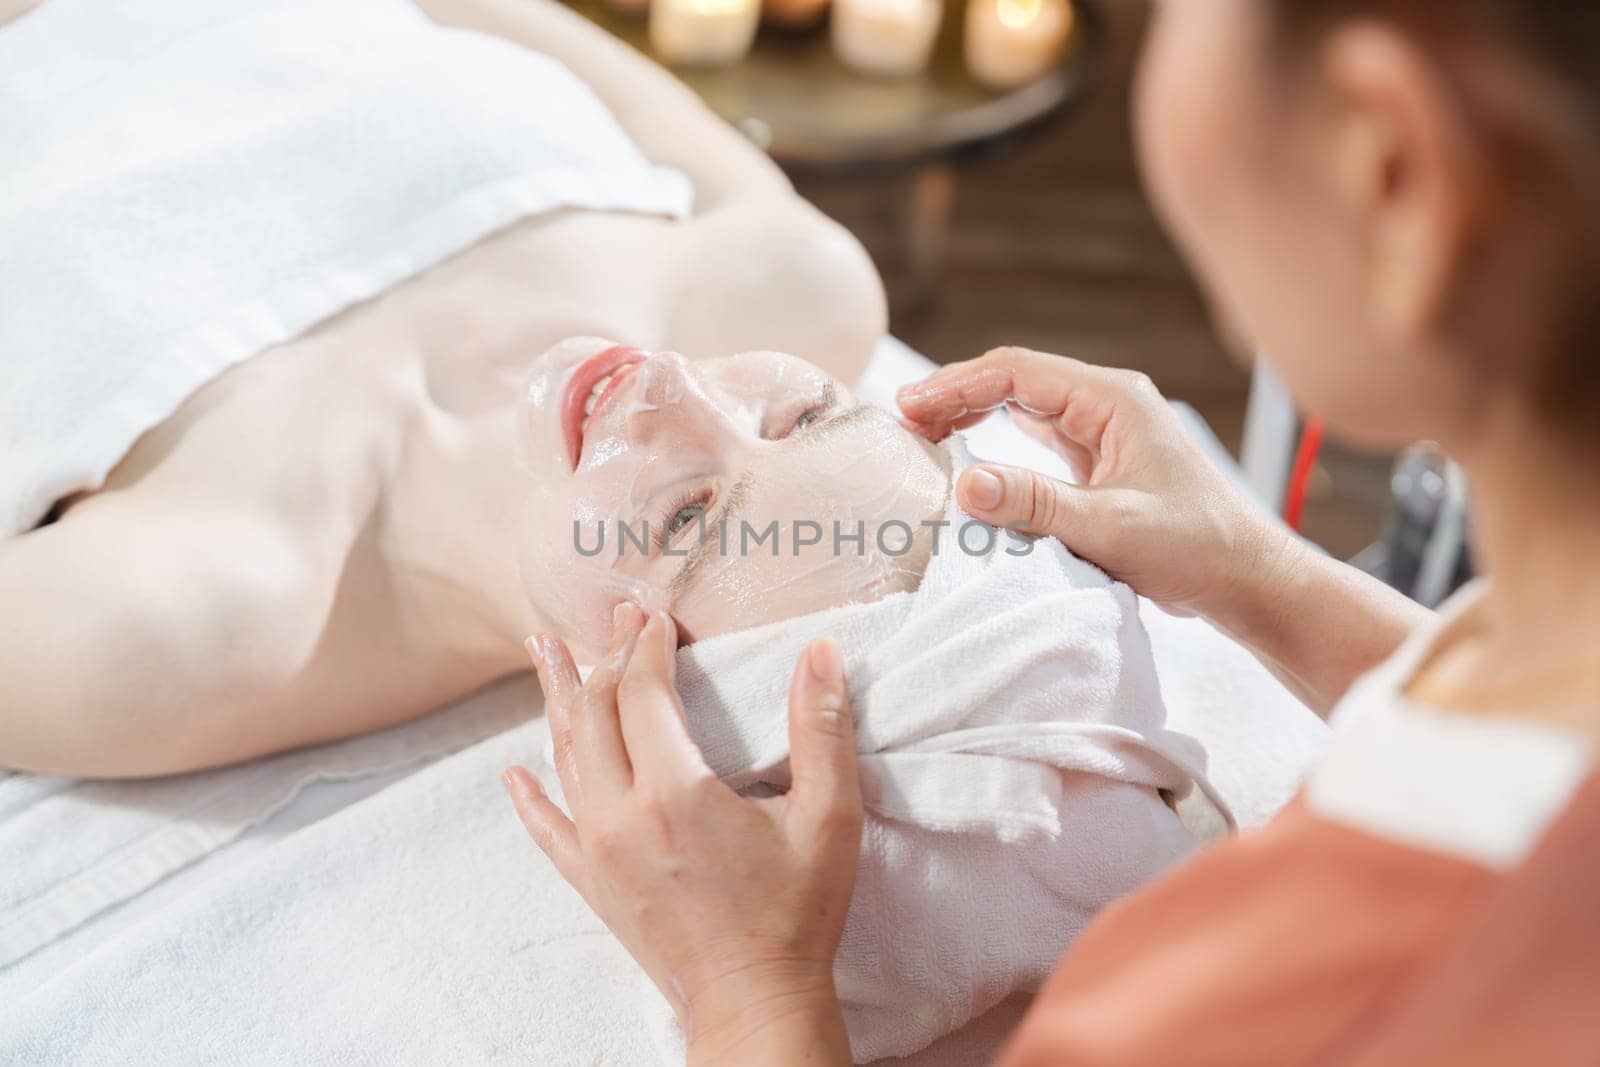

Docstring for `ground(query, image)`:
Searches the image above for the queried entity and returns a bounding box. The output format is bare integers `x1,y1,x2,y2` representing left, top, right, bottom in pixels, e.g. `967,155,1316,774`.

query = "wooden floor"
794,0,1390,560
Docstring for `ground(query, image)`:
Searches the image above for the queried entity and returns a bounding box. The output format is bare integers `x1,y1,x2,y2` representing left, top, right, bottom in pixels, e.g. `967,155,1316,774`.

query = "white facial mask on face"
516,342,953,658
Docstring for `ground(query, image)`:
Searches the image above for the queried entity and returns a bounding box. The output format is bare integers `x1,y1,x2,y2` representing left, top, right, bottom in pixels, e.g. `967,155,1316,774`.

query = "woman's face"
1134,0,1446,448
518,338,950,660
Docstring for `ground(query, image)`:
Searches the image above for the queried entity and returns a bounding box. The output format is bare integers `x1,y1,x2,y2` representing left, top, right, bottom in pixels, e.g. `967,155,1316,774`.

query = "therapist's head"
516,337,950,660
1136,0,1600,454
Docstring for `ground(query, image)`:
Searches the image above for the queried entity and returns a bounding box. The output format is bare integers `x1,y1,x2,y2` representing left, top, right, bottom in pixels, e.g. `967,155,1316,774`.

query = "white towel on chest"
0,0,692,536
653,437,1229,1062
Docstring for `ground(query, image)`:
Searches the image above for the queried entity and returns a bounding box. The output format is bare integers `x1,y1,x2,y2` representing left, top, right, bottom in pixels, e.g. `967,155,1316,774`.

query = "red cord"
1283,418,1325,532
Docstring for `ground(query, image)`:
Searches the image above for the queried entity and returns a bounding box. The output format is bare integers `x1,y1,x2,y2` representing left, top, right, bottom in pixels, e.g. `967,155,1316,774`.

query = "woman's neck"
1431,400,1600,728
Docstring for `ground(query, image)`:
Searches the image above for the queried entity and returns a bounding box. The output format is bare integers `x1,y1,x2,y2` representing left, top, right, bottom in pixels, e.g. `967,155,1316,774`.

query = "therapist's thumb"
785,639,862,844
957,464,1102,554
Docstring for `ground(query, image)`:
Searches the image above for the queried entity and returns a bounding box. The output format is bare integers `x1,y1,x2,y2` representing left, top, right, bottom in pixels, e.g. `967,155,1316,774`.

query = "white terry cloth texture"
643,435,1223,1061
0,684,525,1003
0,340,1327,1064
0,709,1030,1067
0,0,692,537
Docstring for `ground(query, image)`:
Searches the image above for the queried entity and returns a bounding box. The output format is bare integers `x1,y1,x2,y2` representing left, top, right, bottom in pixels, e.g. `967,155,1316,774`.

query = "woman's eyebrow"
668,473,750,600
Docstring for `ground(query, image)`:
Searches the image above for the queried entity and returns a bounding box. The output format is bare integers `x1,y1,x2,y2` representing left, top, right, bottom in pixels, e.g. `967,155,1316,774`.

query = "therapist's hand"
502,605,860,1066
897,345,1434,715
897,345,1295,620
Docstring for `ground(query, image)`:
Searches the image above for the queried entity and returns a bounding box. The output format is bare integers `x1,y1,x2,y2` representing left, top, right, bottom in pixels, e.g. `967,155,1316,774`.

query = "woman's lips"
561,345,648,471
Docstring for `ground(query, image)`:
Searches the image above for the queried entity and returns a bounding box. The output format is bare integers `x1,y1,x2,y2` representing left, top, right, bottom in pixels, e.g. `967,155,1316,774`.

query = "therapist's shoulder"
998,761,1600,1067
998,797,1494,1066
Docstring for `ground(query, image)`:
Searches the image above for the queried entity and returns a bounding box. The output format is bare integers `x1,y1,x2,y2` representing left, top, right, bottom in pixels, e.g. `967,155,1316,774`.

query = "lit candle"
831,0,941,80
651,0,762,67
964,0,1073,91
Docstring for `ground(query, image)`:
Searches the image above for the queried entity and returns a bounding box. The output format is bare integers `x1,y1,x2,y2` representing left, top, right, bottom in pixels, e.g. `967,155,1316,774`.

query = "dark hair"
1271,2,1600,441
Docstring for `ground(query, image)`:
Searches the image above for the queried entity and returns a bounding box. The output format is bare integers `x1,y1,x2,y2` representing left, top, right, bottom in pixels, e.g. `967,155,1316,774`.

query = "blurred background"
806,1,1400,562
577,0,1406,566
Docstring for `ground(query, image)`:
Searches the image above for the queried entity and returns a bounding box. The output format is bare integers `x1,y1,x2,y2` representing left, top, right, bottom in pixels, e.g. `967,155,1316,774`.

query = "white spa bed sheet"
0,338,1326,1064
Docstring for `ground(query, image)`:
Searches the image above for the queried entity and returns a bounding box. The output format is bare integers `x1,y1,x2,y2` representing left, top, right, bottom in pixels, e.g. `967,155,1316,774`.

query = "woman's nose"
636,351,693,408
625,353,733,446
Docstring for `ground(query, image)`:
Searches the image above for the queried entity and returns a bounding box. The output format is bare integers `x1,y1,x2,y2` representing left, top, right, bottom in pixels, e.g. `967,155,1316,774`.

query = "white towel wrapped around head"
648,437,1230,1062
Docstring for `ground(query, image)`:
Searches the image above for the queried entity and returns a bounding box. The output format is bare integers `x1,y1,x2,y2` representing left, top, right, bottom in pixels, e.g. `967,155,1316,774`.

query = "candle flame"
995,0,1041,29
690,0,749,14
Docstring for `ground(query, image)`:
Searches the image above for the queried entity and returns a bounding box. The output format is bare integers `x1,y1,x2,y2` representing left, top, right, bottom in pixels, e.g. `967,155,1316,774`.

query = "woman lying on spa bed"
0,0,884,777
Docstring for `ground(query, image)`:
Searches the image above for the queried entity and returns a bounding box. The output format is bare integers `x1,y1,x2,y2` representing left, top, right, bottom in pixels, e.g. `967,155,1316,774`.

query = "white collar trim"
1307,584,1594,870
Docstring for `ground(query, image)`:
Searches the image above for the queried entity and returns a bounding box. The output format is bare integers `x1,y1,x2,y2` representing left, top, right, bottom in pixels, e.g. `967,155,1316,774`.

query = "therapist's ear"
1320,21,1495,346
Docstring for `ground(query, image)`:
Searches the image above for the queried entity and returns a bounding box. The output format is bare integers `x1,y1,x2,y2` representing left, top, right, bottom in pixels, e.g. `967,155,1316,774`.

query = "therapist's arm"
1188,528,1428,716
898,347,1432,715
503,607,857,1066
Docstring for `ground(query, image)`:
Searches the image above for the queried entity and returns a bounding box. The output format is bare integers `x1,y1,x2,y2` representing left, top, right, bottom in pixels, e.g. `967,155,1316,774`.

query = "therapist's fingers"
501,765,587,895
528,633,587,820
575,604,647,795
1009,408,1096,484
615,612,713,787
898,396,1000,442
898,346,1153,458
956,462,1118,561
897,346,1095,418
784,639,862,848
899,412,984,444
